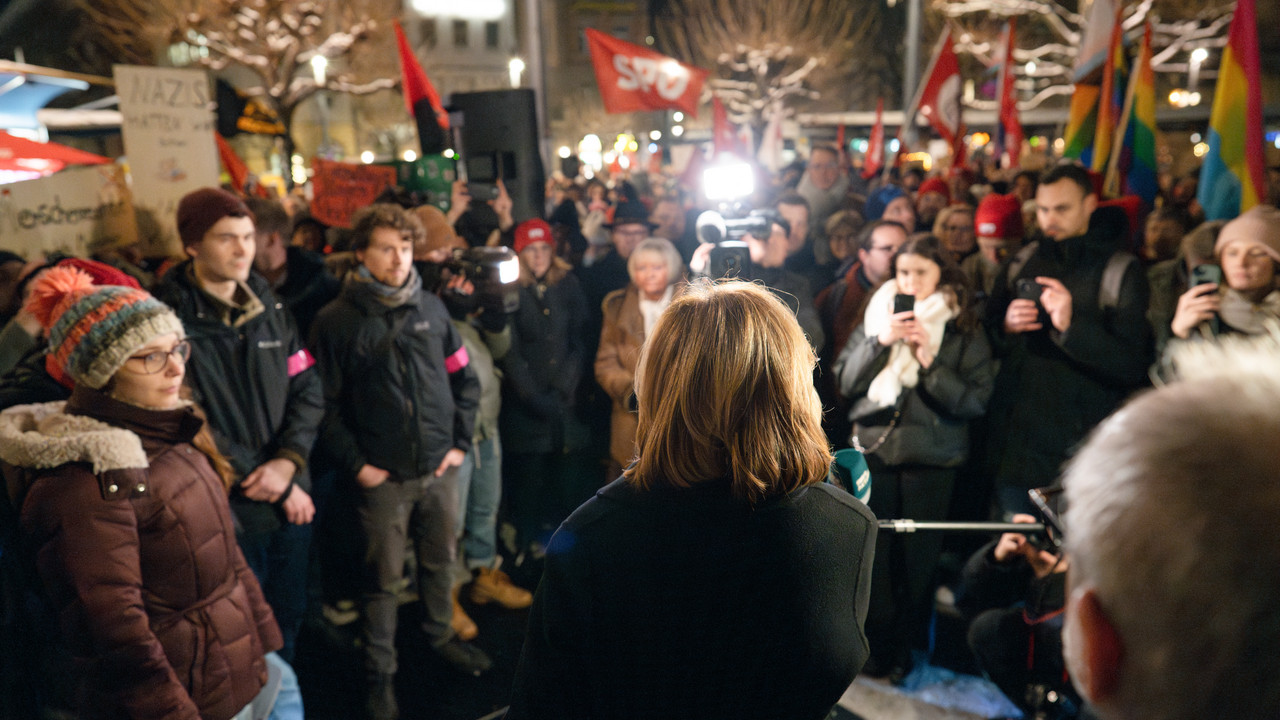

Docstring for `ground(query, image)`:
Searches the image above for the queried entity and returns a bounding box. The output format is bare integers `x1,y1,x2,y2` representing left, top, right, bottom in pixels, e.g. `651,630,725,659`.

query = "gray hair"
627,237,685,286
1063,332,1280,720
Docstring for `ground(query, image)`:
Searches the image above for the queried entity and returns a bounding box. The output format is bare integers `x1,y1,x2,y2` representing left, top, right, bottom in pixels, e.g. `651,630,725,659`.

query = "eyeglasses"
127,341,192,374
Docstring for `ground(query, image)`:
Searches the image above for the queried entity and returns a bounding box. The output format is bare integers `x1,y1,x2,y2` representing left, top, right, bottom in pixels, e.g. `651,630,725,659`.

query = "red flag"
862,98,885,180
394,20,449,154
586,28,708,116
712,96,743,157
215,131,249,194
996,19,1025,167
917,30,965,149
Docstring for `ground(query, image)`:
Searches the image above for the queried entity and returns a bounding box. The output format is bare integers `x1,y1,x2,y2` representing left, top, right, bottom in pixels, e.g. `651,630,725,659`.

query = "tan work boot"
451,587,478,641
469,566,533,609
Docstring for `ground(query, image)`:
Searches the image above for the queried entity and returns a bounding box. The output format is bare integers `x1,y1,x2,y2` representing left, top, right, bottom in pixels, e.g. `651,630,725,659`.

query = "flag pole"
883,29,951,181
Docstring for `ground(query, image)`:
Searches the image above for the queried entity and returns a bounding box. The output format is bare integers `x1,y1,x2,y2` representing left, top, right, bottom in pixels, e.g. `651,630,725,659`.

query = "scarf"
860,279,955,408
1218,288,1280,336
348,264,423,308
638,284,675,337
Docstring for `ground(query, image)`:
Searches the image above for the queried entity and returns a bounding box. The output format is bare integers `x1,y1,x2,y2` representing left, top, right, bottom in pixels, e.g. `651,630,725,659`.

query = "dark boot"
366,672,398,720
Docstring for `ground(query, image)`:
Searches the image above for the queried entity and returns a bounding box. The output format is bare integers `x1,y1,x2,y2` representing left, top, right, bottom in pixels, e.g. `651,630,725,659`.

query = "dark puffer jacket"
0,387,282,720
836,320,995,468
310,270,480,479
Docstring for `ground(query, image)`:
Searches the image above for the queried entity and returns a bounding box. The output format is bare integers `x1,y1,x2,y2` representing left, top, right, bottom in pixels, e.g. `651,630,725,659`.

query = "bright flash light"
1193,142,1209,158
403,150,418,162
703,161,754,202
361,151,375,164
649,130,662,141
889,138,901,152
558,145,572,158
443,149,456,159
671,125,684,137
498,257,520,284
673,112,684,123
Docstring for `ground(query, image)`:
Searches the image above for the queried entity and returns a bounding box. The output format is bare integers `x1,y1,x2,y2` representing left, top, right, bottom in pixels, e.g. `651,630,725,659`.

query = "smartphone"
1015,277,1045,302
467,182,500,201
1027,485,1065,551
893,293,915,315
1190,264,1222,287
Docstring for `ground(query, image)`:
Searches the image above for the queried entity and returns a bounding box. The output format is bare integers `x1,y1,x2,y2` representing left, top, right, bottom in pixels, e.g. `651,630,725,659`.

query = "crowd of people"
1,142,1279,720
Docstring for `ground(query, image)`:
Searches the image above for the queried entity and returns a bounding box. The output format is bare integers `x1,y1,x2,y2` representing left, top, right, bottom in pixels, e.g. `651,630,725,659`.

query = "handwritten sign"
114,64,219,256
311,158,397,229
0,164,135,258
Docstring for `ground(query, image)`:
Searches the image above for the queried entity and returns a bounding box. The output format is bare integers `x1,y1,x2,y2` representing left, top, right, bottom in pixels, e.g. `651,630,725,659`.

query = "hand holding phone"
1015,277,1045,302
893,293,916,315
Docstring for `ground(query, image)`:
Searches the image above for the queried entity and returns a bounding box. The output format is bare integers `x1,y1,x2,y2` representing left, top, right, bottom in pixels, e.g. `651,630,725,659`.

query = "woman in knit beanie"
1170,206,1280,340
0,265,301,720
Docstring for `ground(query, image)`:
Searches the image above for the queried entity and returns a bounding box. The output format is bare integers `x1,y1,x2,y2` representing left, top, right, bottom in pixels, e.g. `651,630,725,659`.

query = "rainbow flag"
1090,7,1127,174
1198,0,1266,220
1105,23,1157,206
1063,84,1100,164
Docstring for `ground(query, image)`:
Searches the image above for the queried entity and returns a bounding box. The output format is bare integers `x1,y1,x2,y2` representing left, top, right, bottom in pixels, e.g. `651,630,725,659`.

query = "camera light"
498,257,521,285
703,162,754,202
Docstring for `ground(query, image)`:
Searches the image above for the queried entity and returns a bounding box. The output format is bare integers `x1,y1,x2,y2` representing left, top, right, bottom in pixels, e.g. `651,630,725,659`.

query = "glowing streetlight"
508,57,526,88
361,151,375,164
310,54,328,86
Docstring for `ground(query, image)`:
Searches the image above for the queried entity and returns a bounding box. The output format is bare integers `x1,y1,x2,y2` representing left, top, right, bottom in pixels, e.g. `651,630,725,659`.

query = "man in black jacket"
245,197,340,338
984,163,1153,516
310,204,484,720
154,188,324,665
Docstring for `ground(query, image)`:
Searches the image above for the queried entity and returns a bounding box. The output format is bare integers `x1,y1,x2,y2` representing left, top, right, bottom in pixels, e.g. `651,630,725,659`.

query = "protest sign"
115,64,219,255
0,164,135,258
311,158,398,228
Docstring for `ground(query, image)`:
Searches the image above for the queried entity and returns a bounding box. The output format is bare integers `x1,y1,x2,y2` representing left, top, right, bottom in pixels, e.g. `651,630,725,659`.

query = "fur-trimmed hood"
0,401,148,474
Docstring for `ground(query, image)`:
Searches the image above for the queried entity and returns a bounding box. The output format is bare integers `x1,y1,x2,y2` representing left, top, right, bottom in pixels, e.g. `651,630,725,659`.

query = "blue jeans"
229,652,303,720
238,521,313,664
456,435,502,570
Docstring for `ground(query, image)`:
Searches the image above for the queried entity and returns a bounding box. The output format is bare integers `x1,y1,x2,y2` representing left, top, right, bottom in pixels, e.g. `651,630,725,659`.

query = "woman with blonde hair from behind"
509,280,877,720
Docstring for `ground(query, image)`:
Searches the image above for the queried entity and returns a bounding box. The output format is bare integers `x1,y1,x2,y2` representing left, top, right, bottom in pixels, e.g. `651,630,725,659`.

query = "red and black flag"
394,20,449,155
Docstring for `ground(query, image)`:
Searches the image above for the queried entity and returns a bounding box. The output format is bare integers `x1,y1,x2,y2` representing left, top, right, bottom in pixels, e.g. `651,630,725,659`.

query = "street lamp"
508,57,525,88
310,55,333,158
1189,47,1209,89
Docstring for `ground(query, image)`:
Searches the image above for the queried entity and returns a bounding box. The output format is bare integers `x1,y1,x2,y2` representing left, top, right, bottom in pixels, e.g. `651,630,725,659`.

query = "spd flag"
586,29,708,117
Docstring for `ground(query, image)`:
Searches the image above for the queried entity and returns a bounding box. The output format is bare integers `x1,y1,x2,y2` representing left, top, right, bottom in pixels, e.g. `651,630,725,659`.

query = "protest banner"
114,64,219,256
311,158,398,228
0,163,135,258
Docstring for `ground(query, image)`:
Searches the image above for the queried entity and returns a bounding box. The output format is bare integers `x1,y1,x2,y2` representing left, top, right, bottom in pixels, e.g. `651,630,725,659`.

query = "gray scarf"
348,264,423,308
1219,288,1280,335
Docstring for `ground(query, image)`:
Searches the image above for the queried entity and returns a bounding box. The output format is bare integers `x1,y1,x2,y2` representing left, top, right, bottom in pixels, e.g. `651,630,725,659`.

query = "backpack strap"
1005,241,1040,293
1099,251,1137,312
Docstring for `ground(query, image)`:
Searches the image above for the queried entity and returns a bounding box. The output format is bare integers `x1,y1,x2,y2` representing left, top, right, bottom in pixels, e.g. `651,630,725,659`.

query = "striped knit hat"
25,266,184,389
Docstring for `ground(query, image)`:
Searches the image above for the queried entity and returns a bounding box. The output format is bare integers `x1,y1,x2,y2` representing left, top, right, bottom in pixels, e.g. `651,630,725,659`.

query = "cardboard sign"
0,164,135,258
114,64,220,256
311,158,397,228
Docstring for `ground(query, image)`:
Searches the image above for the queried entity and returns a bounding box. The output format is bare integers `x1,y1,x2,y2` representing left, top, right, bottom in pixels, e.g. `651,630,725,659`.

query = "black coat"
310,275,480,479
500,265,589,455
508,476,876,720
274,247,340,339
836,320,994,467
154,263,324,536
983,208,1153,492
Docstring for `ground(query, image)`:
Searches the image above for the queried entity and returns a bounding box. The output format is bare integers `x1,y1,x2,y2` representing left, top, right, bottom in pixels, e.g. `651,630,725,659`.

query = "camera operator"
957,513,1080,719
689,214,824,351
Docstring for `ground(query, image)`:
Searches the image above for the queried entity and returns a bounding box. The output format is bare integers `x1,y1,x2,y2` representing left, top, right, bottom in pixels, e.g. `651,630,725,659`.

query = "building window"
484,21,500,49
419,19,437,49
453,20,469,48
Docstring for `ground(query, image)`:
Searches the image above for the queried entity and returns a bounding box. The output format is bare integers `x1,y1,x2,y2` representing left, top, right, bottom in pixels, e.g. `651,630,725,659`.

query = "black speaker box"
448,89,546,223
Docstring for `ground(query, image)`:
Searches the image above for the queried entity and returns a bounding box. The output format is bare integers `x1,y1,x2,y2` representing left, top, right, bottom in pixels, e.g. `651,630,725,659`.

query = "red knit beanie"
975,193,1024,239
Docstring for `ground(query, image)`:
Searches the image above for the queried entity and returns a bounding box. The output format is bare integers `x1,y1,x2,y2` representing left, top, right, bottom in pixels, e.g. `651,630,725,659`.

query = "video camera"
694,208,787,279
440,246,522,315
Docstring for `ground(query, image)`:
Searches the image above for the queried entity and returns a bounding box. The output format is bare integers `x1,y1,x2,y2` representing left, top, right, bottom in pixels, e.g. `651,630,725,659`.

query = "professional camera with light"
695,209,787,279
440,246,522,314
